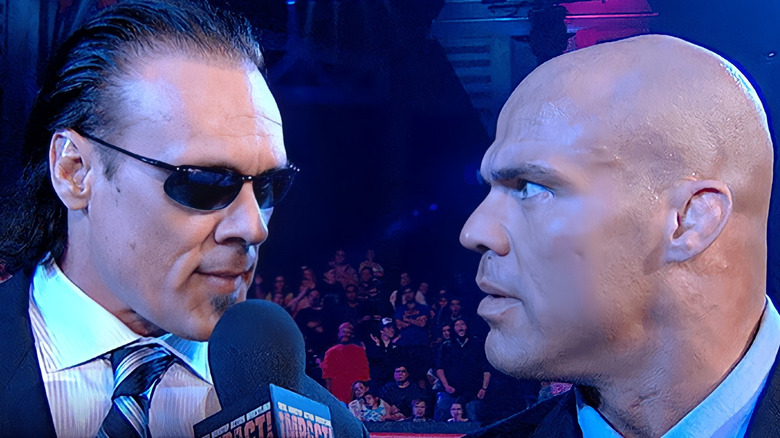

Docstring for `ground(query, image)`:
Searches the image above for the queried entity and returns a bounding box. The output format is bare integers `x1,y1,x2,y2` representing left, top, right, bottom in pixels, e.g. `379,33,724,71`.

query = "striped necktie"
97,343,177,438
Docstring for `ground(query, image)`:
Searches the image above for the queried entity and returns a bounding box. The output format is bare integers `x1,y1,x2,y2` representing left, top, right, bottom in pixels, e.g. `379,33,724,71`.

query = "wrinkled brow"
483,163,557,183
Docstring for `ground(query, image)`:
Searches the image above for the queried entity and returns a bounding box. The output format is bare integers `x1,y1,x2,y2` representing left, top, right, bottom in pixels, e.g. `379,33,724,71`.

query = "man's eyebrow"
193,160,290,176
484,163,561,184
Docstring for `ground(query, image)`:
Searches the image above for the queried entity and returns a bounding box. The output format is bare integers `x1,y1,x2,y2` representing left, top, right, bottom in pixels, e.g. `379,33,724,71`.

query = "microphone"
194,300,368,437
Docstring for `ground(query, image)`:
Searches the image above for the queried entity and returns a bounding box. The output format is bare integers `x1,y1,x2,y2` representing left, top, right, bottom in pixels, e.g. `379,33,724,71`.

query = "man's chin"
484,330,543,380
211,292,241,315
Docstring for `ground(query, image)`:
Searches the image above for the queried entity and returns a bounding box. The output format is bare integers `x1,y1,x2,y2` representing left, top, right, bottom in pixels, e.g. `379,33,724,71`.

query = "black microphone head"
208,299,306,407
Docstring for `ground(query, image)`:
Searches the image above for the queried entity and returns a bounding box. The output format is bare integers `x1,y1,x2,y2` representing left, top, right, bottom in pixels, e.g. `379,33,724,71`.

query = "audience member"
358,249,384,278
435,318,490,422
321,322,370,403
287,287,324,319
366,319,407,387
299,266,319,292
248,274,264,300
447,399,470,423
358,266,381,294
267,275,293,305
403,399,434,423
389,272,426,309
380,365,428,419
360,388,403,422
394,288,432,383
349,380,370,419
332,283,363,327
324,249,359,289
430,293,449,323
359,284,395,334
443,297,466,326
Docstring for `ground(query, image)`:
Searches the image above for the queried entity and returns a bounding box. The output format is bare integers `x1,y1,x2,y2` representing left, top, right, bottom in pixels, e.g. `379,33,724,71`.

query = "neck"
590,296,764,438
59,245,164,337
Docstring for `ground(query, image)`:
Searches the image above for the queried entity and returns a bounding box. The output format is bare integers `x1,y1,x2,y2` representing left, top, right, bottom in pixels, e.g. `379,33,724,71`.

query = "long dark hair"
0,0,264,275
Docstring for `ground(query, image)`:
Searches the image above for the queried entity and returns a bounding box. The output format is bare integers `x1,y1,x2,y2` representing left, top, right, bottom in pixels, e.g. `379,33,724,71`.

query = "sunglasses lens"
253,168,297,209
164,168,241,210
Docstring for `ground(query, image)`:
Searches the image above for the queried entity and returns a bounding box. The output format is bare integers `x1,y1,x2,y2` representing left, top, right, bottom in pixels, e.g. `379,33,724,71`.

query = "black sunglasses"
73,129,299,211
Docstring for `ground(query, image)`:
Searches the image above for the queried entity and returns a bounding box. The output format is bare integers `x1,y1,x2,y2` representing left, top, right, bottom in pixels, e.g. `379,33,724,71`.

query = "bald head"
460,35,773,384
503,35,772,226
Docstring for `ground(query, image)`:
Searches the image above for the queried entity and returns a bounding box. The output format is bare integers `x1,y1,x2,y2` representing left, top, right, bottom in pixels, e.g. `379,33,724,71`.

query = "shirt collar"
576,296,780,437
30,259,211,383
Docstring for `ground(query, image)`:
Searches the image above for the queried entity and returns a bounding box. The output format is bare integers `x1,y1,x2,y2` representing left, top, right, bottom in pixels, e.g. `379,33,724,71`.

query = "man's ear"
664,179,732,263
49,131,93,210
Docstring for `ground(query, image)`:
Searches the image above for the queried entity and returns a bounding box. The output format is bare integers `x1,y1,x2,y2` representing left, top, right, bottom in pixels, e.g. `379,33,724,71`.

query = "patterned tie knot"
98,343,177,438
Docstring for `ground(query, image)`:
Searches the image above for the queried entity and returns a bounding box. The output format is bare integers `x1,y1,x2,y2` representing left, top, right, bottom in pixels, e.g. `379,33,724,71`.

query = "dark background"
1,0,778,308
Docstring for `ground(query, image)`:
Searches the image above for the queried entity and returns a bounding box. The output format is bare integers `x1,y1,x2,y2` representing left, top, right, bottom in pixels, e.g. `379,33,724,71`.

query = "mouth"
476,278,512,299
475,279,523,322
196,266,254,294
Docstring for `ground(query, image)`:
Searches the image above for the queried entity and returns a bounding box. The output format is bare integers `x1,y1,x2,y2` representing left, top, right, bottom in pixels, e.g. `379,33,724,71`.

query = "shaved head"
503,35,772,223
461,35,773,435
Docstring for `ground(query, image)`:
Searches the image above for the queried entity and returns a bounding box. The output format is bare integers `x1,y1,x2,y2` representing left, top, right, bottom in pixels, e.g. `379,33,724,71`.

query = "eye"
516,179,551,200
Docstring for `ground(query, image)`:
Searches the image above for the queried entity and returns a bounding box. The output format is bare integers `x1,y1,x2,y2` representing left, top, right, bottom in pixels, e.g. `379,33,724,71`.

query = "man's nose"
459,192,511,256
214,182,270,246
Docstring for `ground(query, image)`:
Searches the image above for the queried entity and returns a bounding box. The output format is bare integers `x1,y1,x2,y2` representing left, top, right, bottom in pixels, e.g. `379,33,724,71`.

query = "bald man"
460,35,777,437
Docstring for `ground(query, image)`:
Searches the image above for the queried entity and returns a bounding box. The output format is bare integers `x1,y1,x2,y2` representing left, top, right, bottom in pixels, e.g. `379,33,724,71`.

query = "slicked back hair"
0,0,264,275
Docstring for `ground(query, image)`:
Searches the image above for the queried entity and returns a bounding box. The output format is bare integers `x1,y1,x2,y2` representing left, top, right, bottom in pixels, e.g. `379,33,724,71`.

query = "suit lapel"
466,390,582,438
531,390,583,438
746,348,780,437
0,272,57,437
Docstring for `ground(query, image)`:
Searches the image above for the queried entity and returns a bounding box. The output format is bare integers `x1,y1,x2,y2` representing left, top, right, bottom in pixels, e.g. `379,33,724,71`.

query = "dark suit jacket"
0,272,57,437
467,353,780,438
0,273,371,438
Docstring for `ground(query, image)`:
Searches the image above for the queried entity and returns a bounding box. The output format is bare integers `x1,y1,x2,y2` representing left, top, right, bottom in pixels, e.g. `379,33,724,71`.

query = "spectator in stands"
430,293,449,323
360,388,403,422
358,266,381,296
268,275,293,305
432,322,451,348
417,281,431,303
380,365,427,418
435,318,490,422
321,322,370,403
366,319,407,387
348,380,370,419
359,282,395,334
394,287,432,384
444,297,465,325
404,399,434,423
389,272,426,309
270,291,285,306
358,249,384,278
333,283,362,327
287,287,323,319
447,399,470,423
299,266,318,292
324,249,358,289
248,274,264,299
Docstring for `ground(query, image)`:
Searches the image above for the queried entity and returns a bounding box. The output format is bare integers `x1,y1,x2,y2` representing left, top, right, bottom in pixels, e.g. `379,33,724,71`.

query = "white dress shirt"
577,297,780,438
29,259,221,438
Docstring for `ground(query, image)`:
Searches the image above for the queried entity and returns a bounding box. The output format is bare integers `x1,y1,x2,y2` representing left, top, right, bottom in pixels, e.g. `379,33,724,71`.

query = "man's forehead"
481,100,622,184
124,57,278,122
116,56,285,170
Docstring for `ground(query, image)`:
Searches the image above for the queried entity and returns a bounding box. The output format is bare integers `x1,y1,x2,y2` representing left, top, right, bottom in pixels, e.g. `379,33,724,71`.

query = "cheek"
518,212,594,321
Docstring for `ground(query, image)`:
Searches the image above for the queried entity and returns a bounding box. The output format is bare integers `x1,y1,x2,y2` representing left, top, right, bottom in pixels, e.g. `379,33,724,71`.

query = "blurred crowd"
249,249,558,424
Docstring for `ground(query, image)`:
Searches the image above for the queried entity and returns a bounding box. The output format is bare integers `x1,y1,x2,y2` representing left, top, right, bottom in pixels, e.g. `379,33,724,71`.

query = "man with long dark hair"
0,1,298,435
